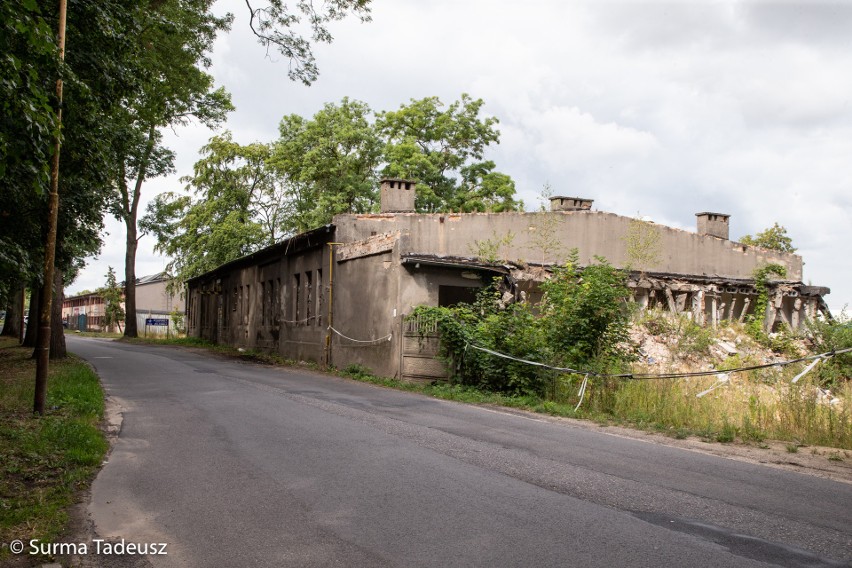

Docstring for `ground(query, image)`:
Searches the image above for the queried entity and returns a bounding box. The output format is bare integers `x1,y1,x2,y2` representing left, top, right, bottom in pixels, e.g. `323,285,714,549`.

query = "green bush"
674,317,715,358
808,310,852,387
409,251,633,397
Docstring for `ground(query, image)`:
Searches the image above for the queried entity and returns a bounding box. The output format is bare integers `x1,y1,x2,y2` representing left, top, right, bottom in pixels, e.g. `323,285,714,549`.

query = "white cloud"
70,0,852,312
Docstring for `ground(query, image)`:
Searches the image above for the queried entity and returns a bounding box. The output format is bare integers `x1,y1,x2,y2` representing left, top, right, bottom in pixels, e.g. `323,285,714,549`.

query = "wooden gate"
401,314,449,382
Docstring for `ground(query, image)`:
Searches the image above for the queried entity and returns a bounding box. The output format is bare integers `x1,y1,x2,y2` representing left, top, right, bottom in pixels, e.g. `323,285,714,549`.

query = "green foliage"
468,231,516,263
1,0,145,292
409,252,633,396
341,363,374,380
747,263,787,342
377,94,522,213
0,0,372,304
100,266,125,332
170,308,186,334
674,318,715,358
0,0,55,192
539,252,633,370
244,0,372,85
740,222,797,253
0,341,108,553
142,133,277,285
808,309,852,386
271,98,383,232
623,216,662,274
148,95,522,286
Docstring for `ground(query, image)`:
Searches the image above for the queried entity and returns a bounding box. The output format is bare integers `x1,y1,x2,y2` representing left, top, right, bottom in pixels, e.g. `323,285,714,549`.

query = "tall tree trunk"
120,123,155,339
124,224,138,337
50,268,66,359
1,287,23,339
23,287,39,348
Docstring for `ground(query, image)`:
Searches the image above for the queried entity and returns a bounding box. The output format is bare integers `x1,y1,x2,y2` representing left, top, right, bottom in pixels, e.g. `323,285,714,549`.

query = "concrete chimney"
550,196,594,212
696,212,730,240
380,178,416,213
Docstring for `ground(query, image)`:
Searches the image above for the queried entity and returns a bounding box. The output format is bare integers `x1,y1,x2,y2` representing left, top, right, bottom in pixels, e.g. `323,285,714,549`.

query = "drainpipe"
325,243,343,367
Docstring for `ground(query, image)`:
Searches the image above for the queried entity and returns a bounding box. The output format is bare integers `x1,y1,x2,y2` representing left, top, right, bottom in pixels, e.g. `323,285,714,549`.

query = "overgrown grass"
0,337,108,562
578,367,852,449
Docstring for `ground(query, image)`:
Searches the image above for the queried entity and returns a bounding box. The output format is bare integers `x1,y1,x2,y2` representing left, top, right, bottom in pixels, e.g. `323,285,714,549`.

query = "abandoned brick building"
186,179,829,380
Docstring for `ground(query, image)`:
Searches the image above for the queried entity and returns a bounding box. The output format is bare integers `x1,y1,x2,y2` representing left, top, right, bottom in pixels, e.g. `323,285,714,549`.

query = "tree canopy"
739,222,797,254
144,94,522,285
0,0,373,309
377,94,521,213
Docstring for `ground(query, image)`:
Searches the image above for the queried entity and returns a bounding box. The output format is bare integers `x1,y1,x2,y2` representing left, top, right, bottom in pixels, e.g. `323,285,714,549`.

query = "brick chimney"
696,212,730,239
550,196,594,212
380,178,416,213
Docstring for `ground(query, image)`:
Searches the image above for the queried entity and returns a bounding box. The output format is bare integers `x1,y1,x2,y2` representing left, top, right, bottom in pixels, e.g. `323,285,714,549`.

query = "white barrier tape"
574,374,590,411
328,326,392,344
696,373,730,398
791,357,821,384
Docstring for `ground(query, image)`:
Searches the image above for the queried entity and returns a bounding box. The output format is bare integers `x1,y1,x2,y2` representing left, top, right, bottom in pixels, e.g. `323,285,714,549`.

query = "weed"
786,444,799,453
0,338,107,561
716,422,737,443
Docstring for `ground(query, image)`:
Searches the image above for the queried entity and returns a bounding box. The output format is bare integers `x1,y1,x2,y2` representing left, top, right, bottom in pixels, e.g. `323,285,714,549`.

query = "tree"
147,95,522,284
739,222,797,253
271,97,382,232
539,253,632,370
376,94,521,213
527,183,564,265
0,0,56,193
110,0,234,339
101,266,125,333
623,216,662,274
141,133,276,286
0,288,24,340
244,0,372,85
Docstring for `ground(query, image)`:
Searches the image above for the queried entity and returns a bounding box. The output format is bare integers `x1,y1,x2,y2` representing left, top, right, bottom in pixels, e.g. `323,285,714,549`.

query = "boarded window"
275,277,282,326
293,274,300,322
244,285,250,325
305,271,313,323
261,281,267,326
316,269,323,326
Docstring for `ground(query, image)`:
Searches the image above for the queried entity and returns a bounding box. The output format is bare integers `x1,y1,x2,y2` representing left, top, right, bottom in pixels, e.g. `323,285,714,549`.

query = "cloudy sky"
71,0,852,313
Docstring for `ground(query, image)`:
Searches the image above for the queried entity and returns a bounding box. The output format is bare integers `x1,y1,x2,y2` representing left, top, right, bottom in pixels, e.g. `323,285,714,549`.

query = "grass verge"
0,336,108,563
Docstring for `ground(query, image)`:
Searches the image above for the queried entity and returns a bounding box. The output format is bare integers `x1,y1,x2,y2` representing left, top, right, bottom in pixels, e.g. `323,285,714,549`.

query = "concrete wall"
333,211,803,281
329,246,399,377
328,238,489,378
187,245,328,364
136,280,184,313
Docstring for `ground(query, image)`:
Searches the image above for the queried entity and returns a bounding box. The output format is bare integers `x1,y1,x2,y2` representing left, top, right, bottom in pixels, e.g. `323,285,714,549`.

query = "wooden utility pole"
34,0,67,414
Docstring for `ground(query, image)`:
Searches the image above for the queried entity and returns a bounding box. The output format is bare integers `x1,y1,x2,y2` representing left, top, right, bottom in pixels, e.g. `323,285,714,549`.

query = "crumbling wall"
333,211,803,282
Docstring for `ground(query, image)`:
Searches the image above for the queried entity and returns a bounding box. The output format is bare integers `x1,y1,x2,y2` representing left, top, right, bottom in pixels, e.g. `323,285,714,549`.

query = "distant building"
62,291,106,331
186,179,830,380
63,272,183,332
134,272,184,314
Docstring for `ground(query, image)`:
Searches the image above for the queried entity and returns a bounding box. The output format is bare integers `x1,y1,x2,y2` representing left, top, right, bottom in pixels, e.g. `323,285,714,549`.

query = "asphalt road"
67,336,852,567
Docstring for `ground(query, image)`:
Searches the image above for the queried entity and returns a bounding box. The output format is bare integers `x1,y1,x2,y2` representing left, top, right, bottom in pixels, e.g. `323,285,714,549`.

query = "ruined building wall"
186,245,328,363
333,211,802,281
